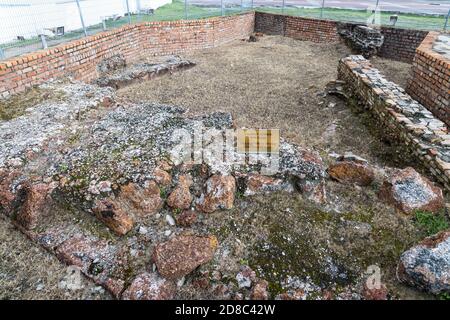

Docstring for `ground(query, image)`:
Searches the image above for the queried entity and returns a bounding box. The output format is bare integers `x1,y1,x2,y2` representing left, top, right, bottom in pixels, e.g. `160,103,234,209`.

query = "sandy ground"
1,35,418,299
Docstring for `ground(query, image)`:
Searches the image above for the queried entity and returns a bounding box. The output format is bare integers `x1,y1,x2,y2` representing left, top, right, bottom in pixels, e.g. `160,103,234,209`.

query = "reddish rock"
196,175,236,213
397,231,450,294
379,167,444,214
93,198,134,235
251,280,269,300
15,182,54,230
121,272,176,300
245,174,288,196
362,281,388,300
176,210,198,227
119,181,163,216
153,168,172,186
152,234,218,280
328,161,375,186
167,174,193,210
55,234,126,298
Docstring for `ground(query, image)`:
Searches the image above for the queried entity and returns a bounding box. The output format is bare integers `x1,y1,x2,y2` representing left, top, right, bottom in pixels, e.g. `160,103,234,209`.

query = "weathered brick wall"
0,12,254,98
406,32,450,126
255,12,339,42
284,15,339,42
254,11,286,35
378,27,429,63
339,55,450,191
255,12,429,63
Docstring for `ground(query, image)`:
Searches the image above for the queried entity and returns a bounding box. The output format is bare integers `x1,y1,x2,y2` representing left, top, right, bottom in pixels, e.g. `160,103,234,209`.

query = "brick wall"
255,12,429,63
255,12,340,42
339,55,450,191
378,27,428,63
284,15,339,42
254,11,286,35
0,12,254,99
406,32,450,126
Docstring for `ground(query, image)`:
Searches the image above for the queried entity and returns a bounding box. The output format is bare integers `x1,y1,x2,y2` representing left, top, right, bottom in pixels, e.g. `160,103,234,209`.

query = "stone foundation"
338,55,450,191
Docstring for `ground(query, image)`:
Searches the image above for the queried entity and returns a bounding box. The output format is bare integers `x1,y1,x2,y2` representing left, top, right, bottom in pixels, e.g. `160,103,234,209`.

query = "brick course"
255,12,429,63
0,13,254,99
378,27,428,63
406,32,450,126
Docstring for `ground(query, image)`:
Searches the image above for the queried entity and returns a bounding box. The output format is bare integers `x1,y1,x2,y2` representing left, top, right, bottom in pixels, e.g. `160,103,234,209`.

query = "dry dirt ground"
1,35,429,300
119,35,414,169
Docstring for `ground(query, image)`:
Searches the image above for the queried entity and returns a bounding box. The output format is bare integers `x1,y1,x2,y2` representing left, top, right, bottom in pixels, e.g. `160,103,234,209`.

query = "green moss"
414,210,449,236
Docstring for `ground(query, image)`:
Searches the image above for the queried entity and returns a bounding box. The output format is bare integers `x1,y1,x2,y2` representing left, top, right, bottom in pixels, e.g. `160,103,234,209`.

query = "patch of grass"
439,292,450,300
414,210,449,236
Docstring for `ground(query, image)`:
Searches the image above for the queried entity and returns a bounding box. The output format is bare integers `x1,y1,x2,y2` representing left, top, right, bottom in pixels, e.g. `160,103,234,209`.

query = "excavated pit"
0,35,448,300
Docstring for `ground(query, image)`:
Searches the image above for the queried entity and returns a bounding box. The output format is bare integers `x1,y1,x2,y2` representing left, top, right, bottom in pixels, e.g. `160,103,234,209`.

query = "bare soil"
118,35,413,168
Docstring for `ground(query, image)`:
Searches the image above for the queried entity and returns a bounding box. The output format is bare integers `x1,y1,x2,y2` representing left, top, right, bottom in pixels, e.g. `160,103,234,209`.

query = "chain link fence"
1,0,449,60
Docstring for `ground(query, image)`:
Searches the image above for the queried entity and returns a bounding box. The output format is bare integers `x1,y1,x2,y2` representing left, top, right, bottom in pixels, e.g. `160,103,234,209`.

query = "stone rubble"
96,56,195,89
397,231,450,294
379,167,444,214
152,234,218,280
338,55,450,191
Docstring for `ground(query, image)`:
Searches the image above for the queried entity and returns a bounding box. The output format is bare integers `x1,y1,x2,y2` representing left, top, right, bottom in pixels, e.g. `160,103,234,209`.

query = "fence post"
39,34,48,49
372,0,380,24
241,0,243,12
221,0,224,16
251,0,253,9
75,0,88,37
282,0,285,14
445,9,450,31
125,0,132,24
184,0,188,19
320,0,325,18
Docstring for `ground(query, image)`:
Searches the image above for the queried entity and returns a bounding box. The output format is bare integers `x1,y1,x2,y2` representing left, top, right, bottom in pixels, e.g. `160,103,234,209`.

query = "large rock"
196,175,236,213
121,272,176,300
281,146,327,203
328,161,375,186
397,231,450,294
92,198,134,235
55,234,127,298
244,173,291,196
119,181,163,216
152,234,218,280
167,174,193,210
379,167,444,214
15,182,54,230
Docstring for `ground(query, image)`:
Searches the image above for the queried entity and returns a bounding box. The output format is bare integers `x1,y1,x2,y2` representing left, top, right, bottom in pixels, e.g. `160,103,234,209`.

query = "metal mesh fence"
0,0,449,60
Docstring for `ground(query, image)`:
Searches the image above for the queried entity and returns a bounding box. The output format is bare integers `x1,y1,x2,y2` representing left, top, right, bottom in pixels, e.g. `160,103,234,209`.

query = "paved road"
192,0,450,15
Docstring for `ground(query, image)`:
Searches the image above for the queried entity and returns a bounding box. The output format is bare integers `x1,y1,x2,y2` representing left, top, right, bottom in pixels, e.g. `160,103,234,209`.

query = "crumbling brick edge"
406,31,450,127
338,55,450,191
